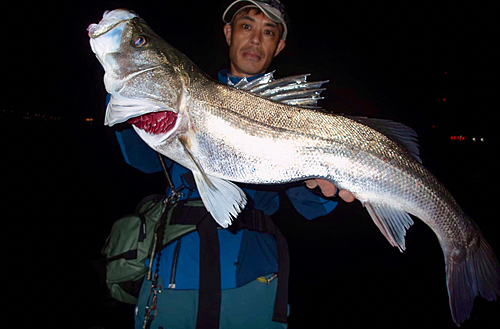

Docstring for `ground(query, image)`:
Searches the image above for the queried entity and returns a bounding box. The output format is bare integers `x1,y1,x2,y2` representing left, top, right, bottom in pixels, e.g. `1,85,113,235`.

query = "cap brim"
222,0,287,40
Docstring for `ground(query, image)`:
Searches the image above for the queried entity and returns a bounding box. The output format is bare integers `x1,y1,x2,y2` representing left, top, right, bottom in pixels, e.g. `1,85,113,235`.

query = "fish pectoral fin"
178,137,247,228
179,137,214,189
363,202,414,252
191,171,247,228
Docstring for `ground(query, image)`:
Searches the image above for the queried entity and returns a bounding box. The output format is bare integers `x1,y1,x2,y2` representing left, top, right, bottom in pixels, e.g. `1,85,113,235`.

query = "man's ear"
223,23,232,46
273,39,286,57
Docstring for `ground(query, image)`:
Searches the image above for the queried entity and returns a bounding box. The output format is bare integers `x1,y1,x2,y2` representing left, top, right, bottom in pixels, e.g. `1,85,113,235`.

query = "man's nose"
249,30,262,45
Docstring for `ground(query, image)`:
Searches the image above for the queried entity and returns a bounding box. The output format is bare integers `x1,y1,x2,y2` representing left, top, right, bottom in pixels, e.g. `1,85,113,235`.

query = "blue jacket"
115,70,338,289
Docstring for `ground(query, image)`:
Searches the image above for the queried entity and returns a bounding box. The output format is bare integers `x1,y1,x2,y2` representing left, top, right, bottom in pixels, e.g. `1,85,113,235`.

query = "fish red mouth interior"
127,111,177,134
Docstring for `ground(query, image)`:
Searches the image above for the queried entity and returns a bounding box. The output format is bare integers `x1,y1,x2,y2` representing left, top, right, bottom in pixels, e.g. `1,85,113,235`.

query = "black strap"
174,204,289,325
196,214,222,329
118,279,143,299
271,219,289,323
238,210,289,323
171,201,207,225
106,249,138,264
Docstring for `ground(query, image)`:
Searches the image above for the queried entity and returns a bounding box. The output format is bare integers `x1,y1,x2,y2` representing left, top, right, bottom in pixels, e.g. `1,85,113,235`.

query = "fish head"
89,9,189,145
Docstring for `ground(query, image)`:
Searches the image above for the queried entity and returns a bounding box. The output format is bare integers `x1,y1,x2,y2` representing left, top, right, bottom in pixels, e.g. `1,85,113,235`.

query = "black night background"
12,1,497,328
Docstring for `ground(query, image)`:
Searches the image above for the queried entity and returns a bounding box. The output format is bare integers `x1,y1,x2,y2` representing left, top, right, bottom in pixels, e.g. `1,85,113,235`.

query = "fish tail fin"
445,236,500,326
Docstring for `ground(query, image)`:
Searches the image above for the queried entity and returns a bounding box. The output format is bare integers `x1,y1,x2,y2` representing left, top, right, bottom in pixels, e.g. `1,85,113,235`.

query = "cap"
222,0,288,41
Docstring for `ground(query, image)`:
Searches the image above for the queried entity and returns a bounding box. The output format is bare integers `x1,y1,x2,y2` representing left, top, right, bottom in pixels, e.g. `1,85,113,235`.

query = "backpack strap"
183,205,290,326
195,213,222,329
235,209,290,323
135,194,166,243
143,199,173,329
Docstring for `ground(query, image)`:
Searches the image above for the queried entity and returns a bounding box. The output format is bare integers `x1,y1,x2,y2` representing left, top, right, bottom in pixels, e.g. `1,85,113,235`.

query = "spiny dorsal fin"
232,71,275,89
234,72,328,109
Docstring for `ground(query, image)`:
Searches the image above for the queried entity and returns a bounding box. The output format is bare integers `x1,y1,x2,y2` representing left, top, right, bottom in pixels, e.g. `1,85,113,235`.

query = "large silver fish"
88,9,499,326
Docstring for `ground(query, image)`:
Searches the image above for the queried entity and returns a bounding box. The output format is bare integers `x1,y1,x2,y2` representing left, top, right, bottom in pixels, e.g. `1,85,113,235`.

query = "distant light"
86,118,94,122
442,97,446,102
450,135,465,141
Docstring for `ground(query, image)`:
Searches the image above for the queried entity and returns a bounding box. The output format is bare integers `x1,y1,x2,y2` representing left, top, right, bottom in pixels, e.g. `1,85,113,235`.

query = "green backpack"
102,193,204,304
101,194,167,304
102,151,202,304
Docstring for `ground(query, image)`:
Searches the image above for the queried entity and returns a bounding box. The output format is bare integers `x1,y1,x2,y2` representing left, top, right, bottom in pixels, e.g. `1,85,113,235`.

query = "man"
221,0,354,201
116,1,353,328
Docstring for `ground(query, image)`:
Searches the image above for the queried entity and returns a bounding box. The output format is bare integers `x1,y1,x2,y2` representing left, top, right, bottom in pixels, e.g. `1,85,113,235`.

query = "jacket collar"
217,69,266,85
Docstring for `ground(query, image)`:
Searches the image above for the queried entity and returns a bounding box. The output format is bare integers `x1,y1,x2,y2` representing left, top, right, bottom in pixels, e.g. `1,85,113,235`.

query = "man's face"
224,9,286,77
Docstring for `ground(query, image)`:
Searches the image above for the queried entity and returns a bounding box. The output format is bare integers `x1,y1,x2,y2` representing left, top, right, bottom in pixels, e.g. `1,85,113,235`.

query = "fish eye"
133,35,148,48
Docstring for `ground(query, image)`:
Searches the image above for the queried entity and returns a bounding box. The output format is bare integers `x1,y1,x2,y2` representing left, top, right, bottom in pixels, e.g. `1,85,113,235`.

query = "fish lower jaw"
127,111,178,135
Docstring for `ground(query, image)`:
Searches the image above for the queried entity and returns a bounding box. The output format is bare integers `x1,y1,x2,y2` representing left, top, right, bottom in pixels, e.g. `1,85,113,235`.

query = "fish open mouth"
127,111,177,134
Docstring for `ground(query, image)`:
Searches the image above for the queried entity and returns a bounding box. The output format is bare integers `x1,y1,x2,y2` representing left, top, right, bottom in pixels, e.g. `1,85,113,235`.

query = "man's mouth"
127,111,177,134
242,50,263,61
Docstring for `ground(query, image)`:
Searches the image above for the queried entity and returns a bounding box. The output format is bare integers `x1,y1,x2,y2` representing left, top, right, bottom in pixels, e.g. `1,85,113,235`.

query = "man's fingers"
316,179,337,197
339,189,355,203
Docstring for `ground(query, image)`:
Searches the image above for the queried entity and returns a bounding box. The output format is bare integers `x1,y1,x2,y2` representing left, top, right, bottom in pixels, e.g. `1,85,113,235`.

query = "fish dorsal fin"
235,72,328,109
347,116,422,163
179,138,247,228
364,202,414,252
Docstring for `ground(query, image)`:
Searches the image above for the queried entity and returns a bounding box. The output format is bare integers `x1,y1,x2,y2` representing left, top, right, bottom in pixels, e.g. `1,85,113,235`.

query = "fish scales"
190,80,423,189
89,9,499,326
185,75,476,254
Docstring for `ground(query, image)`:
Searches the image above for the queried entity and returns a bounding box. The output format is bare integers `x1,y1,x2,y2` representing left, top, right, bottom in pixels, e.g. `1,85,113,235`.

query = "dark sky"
48,0,494,133
22,1,497,328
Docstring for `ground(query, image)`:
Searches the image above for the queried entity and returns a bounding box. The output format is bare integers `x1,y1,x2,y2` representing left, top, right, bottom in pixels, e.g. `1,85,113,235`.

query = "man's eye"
264,30,275,36
242,24,251,29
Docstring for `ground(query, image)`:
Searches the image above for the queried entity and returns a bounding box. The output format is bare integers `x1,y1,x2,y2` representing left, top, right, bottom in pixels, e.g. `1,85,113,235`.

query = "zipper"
168,239,182,289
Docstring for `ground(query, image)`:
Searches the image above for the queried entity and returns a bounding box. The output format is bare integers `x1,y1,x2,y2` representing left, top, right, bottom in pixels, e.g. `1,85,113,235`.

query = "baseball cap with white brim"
222,0,288,41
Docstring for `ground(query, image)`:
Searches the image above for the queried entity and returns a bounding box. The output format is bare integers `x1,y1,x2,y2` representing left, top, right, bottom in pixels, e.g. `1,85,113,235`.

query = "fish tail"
446,236,500,326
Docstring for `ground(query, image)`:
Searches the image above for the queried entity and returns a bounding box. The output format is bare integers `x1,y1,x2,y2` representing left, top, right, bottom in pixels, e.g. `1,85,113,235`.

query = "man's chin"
231,58,270,76
234,66,266,77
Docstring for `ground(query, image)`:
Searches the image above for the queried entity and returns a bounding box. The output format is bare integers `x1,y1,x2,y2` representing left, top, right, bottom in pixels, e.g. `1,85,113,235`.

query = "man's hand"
305,179,355,203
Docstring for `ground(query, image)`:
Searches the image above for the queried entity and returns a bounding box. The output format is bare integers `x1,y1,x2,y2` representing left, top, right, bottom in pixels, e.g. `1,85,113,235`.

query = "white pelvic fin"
364,202,414,252
179,137,247,228
192,171,247,228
